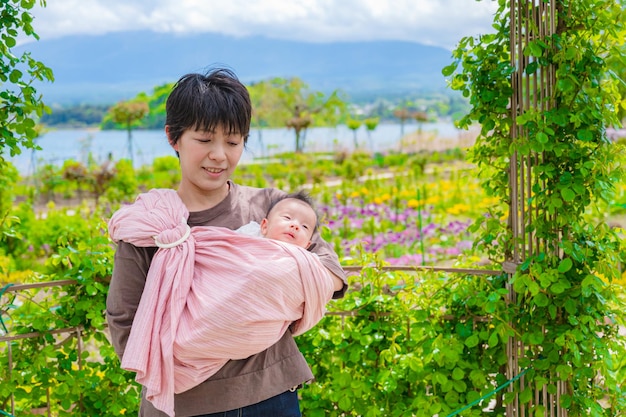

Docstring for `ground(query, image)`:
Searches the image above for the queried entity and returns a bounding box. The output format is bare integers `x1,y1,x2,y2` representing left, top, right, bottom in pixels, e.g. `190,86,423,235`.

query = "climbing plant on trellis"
445,0,626,415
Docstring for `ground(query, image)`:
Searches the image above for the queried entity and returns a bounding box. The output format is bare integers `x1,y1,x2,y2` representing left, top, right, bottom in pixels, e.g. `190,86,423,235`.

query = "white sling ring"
154,224,191,249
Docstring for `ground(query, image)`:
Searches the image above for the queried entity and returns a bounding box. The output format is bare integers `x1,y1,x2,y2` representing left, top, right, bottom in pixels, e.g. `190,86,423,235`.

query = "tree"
0,0,54,161
140,83,173,129
346,117,362,150
363,117,380,151
272,77,347,153
393,105,412,138
413,111,429,134
104,100,149,163
248,80,282,157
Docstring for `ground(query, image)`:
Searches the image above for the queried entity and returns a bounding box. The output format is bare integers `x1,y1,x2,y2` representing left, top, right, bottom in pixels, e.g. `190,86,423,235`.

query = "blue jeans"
195,389,301,417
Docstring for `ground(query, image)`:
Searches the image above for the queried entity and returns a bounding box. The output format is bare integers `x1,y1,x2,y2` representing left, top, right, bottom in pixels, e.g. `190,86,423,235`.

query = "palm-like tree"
107,101,149,163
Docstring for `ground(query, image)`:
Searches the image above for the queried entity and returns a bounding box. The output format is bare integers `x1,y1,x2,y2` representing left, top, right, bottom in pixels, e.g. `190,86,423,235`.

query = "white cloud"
30,0,499,50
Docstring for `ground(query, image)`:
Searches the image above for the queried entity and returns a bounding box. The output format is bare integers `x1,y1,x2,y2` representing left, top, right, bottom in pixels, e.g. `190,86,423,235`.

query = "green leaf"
527,279,540,295
527,41,544,57
576,129,593,141
520,388,533,404
557,258,573,273
560,394,572,408
444,390,459,406
528,331,544,344
429,402,442,414
5,36,17,48
465,334,480,348
453,379,467,393
550,279,570,294
525,61,538,74
556,364,572,379
548,304,557,320
557,78,575,92
442,63,458,76
434,372,449,385
9,69,23,83
533,293,550,307
536,131,549,143
338,395,352,411
452,367,465,380
564,298,577,315
560,187,576,202
488,331,499,347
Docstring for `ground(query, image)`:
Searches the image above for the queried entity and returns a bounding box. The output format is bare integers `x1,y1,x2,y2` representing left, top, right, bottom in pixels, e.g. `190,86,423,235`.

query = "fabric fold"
108,188,335,417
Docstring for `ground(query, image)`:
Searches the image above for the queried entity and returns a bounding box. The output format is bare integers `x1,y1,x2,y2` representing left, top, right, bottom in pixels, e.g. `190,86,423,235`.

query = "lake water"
11,120,472,175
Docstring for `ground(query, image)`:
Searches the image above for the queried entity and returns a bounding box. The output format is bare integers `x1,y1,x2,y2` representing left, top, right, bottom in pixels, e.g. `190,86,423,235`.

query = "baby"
238,190,319,249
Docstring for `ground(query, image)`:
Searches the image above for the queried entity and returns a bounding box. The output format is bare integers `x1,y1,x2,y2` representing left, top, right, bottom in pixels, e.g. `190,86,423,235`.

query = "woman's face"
168,125,244,209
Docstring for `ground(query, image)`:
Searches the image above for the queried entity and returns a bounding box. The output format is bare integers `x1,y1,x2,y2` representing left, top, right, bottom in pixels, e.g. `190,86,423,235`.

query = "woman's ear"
165,125,178,151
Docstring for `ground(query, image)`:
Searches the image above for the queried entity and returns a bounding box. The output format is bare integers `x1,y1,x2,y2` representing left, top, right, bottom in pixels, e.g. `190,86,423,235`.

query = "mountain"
16,31,456,105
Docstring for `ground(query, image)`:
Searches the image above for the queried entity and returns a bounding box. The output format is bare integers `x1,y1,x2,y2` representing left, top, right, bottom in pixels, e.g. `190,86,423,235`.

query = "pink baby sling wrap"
108,189,336,417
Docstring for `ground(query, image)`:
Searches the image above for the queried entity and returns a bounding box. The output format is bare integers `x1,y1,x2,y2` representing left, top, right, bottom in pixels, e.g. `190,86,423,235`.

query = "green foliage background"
2,0,626,416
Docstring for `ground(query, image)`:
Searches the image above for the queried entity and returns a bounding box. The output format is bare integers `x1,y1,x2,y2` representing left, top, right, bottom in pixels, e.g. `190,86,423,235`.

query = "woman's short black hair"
165,67,252,146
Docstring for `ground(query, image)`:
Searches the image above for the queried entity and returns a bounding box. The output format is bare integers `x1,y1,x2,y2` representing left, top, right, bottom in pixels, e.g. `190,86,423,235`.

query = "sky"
29,0,499,50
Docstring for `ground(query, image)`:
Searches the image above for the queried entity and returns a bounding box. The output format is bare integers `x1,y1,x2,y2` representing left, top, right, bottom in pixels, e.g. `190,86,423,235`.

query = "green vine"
296,247,514,417
0,0,53,160
0,215,141,416
443,0,626,415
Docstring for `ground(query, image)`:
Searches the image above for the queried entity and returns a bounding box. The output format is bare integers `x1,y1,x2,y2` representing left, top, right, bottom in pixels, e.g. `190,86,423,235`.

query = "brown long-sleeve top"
105,181,348,417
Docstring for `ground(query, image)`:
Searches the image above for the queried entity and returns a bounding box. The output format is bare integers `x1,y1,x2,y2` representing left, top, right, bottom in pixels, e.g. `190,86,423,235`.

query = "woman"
105,67,347,417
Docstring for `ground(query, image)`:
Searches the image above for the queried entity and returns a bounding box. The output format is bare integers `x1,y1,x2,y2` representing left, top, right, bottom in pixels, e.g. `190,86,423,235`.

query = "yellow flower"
439,180,454,191
478,197,500,208
425,195,441,205
447,203,470,215
407,199,419,208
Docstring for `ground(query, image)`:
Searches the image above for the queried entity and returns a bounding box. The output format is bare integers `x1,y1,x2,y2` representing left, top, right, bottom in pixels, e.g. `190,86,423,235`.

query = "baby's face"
260,199,317,248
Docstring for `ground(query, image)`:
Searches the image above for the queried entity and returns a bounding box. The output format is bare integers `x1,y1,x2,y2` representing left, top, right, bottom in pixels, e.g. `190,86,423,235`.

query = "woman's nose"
208,144,226,161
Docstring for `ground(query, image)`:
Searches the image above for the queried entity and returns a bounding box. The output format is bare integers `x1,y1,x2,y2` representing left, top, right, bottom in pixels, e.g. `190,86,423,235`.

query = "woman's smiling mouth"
203,167,224,174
